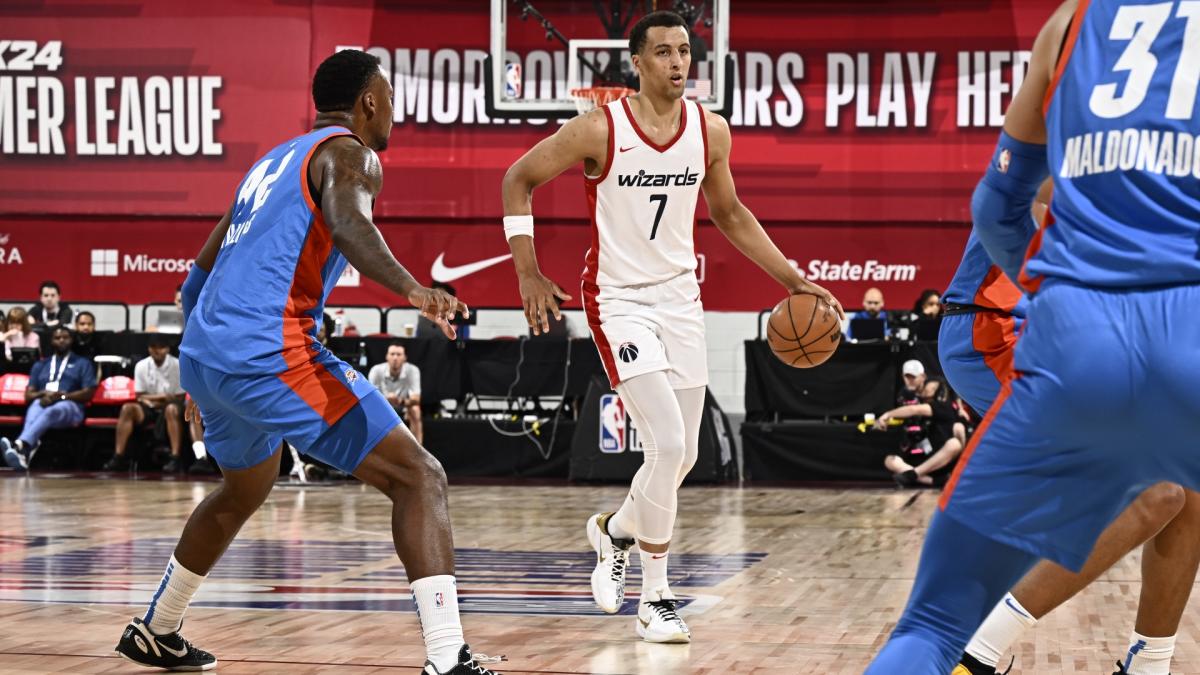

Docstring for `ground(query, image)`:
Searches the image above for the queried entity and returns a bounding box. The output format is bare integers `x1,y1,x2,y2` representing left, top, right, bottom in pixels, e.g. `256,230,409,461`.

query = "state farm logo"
0,233,23,265
90,249,194,277
798,259,918,282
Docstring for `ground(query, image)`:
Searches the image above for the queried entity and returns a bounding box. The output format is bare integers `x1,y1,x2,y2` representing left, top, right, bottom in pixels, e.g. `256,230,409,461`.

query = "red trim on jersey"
696,101,709,166
972,265,1023,313
582,281,620,390
620,96,687,153
1043,0,1091,117
1018,191,1055,293
939,375,1016,509
278,209,358,425
585,105,616,186
300,129,362,213
582,177,620,388
970,310,1018,410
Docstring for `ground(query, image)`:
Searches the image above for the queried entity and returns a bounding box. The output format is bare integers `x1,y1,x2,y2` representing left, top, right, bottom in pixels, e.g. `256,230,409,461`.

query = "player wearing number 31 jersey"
501,10,843,645
868,1,1200,672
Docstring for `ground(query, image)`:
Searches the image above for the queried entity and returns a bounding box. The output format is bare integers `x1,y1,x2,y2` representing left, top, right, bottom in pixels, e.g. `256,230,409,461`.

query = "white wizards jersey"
583,97,708,288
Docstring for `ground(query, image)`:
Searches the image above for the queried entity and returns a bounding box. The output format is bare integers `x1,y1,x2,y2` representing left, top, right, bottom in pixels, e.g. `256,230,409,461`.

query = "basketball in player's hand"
767,294,842,368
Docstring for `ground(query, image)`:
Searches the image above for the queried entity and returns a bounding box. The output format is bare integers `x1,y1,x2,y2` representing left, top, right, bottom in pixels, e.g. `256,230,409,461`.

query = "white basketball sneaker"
586,512,633,614
636,587,691,643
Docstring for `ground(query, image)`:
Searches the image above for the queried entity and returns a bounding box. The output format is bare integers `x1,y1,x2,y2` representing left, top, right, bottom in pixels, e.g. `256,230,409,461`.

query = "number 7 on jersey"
648,194,668,240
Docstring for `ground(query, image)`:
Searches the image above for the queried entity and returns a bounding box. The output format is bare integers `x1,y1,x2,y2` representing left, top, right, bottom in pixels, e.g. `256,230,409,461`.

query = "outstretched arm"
501,110,607,333
316,138,465,338
875,403,934,429
700,111,845,319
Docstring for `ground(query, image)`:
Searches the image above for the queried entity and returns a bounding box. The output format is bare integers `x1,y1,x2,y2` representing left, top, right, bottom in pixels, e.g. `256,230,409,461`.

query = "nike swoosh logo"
158,640,190,658
1004,596,1032,619
430,252,513,283
651,554,667,559
619,146,637,153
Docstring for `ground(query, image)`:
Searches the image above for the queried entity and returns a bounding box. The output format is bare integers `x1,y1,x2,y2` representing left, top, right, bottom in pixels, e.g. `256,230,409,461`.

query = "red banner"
0,217,967,312
0,0,1053,307
1,0,1054,221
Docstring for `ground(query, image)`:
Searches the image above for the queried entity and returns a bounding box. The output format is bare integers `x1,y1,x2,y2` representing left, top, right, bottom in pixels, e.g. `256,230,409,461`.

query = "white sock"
191,441,206,460
143,555,206,635
411,575,465,672
1122,632,1175,675
639,549,669,598
965,592,1038,666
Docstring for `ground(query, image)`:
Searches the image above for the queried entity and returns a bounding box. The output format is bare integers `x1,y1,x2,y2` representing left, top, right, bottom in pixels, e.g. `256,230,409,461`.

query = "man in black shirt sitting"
878,377,967,487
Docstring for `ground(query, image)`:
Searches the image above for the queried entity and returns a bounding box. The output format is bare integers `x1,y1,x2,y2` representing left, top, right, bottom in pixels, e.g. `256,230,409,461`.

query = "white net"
570,86,636,115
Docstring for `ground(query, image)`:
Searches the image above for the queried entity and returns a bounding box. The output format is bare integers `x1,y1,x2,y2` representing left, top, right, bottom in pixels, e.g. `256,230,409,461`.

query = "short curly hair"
312,49,382,113
628,10,688,54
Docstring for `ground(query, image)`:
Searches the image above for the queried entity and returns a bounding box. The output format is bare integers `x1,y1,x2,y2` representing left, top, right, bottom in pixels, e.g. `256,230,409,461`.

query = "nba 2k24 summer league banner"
1,0,1055,222
0,218,967,311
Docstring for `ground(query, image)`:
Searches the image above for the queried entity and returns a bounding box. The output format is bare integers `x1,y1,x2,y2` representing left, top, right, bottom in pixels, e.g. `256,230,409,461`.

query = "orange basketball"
766,294,842,368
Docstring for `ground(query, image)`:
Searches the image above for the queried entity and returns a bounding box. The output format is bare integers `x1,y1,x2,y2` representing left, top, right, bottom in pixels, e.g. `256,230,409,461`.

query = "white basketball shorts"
582,272,708,390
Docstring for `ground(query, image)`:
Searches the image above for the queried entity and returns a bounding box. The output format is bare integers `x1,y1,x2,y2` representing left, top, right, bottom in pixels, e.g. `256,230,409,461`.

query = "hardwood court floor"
0,476,1196,674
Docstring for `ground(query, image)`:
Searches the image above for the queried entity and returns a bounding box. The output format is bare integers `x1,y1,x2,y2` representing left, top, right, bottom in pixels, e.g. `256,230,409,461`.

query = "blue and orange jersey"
182,126,361,374
1024,0,1200,291
944,231,1025,314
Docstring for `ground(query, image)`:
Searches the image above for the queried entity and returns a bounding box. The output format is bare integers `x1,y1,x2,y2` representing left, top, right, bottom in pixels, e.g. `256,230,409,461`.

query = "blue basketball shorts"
938,310,1021,415
180,350,401,473
940,281,1200,571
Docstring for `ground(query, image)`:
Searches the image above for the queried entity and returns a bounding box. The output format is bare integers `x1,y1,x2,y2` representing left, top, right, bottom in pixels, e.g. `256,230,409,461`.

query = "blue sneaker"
2,438,27,470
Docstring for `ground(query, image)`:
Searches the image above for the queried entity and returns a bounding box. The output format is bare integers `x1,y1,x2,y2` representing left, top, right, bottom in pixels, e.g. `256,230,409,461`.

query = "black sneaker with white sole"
423,644,505,674
115,617,216,671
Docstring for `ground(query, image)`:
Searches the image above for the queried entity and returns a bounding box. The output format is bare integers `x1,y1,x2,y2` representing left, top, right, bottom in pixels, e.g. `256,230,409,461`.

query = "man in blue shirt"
2,326,96,470
845,287,890,340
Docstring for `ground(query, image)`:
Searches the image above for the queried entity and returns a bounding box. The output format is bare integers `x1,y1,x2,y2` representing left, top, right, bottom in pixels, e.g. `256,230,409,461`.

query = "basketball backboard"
487,0,730,119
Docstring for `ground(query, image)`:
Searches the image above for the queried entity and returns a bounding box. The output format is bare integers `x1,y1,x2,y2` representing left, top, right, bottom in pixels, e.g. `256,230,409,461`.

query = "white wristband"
503,214,534,241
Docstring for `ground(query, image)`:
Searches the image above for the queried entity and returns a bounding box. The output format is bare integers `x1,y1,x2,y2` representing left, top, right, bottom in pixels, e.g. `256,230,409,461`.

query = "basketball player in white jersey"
501,11,843,643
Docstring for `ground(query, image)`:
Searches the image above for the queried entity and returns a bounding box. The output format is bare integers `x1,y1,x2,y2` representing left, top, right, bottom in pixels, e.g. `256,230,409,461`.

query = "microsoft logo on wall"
90,249,194,277
91,249,119,277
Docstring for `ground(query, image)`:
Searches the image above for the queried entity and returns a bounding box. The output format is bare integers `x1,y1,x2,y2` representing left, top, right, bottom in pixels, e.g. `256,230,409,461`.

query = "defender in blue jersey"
113,51,503,675
869,2,1200,673
944,226,1188,675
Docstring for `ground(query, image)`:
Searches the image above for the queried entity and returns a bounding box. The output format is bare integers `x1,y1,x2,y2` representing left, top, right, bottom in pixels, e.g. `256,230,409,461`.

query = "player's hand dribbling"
407,286,470,340
790,278,846,321
518,272,572,335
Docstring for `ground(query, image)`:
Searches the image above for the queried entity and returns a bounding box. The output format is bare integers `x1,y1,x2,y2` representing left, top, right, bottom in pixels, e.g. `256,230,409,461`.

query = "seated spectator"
913,289,942,319
3,306,39,360
184,395,217,475
899,359,926,399
102,335,186,472
368,342,423,443
846,287,890,340
72,311,102,359
28,280,73,328
1,327,96,470
146,286,185,333
878,376,966,487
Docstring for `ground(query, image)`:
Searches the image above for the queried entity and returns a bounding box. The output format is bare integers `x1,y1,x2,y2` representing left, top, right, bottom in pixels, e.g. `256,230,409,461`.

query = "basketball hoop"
570,86,635,115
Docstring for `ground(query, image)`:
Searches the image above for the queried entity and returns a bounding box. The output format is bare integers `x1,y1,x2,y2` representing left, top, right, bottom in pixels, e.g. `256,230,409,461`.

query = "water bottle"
333,307,348,336
357,341,368,370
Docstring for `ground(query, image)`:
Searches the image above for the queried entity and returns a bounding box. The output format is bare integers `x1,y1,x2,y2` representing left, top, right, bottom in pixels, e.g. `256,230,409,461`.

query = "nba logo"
435,592,445,608
505,62,522,98
599,394,642,454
